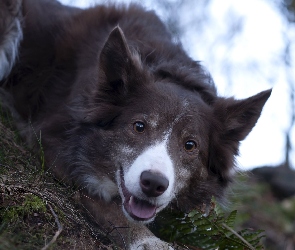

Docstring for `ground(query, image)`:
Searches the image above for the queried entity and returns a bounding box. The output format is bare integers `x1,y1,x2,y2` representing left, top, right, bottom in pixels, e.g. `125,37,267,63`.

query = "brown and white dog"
0,0,271,249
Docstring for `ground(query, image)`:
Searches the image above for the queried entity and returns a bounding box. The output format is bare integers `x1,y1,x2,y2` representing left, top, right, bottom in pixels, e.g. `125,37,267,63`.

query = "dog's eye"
184,140,197,152
133,121,145,133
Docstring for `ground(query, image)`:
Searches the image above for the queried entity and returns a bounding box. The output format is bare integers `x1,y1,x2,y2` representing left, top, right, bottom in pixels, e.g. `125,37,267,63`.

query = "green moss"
0,193,48,250
1,194,46,223
0,109,106,250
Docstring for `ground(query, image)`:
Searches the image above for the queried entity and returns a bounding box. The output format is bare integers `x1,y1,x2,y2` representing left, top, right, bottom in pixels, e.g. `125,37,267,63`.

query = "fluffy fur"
0,0,271,249
0,0,22,81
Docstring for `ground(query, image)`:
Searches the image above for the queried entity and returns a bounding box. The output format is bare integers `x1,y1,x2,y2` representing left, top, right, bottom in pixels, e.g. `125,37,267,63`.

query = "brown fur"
0,0,271,248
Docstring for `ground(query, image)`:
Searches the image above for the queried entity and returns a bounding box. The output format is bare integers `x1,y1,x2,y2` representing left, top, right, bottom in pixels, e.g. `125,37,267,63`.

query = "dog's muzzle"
120,169,169,221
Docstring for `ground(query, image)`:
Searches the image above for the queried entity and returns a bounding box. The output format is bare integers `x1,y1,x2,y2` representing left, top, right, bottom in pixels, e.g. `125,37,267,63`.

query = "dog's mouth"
120,170,157,221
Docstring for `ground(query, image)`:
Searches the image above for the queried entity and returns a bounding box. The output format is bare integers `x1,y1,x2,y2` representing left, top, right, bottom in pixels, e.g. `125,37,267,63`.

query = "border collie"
0,0,271,249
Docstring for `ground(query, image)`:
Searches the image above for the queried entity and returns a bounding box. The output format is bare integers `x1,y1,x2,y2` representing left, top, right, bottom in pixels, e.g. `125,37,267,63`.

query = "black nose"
140,171,169,197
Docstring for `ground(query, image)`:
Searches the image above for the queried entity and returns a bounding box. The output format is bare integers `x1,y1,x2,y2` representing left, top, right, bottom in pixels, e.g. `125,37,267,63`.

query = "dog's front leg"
81,195,174,250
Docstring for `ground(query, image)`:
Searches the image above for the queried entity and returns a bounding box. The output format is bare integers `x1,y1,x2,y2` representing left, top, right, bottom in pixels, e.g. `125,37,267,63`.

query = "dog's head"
66,27,271,223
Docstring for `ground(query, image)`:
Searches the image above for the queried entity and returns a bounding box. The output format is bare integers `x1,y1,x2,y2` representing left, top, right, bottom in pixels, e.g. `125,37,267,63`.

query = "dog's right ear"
80,27,147,125
98,26,141,97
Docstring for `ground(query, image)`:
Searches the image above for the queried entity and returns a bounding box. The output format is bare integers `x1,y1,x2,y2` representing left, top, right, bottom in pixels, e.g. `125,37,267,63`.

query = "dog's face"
75,80,212,222
105,84,212,222
64,27,271,223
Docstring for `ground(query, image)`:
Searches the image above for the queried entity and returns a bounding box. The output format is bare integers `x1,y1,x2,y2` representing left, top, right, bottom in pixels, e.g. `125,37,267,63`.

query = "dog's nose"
140,171,169,197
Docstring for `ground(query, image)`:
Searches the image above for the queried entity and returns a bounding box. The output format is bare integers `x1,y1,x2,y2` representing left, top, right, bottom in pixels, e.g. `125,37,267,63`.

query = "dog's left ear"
214,89,272,141
209,89,272,185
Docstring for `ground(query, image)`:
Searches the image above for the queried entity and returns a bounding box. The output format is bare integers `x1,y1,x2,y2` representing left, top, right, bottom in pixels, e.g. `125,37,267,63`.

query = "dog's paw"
130,237,173,250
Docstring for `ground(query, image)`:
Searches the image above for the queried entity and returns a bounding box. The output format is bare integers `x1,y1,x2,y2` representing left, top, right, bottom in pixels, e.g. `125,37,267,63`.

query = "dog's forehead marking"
147,113,159,129
163,107,190,141
146,98,194,135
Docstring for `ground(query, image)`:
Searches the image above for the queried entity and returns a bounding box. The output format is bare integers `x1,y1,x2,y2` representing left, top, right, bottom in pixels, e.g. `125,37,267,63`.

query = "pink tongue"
129,196,156,219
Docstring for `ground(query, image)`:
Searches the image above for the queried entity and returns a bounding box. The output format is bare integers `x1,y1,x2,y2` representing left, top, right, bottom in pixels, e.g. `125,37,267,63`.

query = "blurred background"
63,0,295,249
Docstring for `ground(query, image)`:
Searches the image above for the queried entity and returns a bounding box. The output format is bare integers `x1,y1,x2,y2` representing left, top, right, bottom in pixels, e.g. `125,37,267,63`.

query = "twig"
107,220,129,250
41,203,63,250
221,223,255,250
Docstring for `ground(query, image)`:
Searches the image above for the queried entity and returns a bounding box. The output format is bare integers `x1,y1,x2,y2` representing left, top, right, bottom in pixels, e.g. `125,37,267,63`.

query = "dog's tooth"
129,196,134,206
